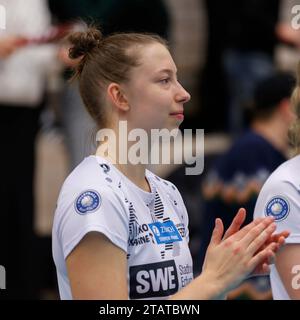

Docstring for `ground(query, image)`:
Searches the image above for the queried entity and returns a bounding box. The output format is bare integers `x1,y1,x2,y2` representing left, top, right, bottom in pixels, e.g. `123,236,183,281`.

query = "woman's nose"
176,83,191,104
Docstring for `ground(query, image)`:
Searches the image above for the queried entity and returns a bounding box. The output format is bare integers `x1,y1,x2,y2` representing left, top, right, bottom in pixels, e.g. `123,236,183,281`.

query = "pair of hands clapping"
202,208,289,296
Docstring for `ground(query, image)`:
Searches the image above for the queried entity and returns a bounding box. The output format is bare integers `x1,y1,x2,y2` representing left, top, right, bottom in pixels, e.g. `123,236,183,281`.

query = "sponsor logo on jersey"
75,190,101,215
148,220,182,244
265,196,290,221
129,223,153,246
179,264,193,287
129,260,178,299
128,234,152,247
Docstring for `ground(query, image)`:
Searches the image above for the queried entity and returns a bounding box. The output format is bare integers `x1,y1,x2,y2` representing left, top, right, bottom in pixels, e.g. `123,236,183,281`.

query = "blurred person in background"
253,62,300,300
0,0,56,299
199,72,296,299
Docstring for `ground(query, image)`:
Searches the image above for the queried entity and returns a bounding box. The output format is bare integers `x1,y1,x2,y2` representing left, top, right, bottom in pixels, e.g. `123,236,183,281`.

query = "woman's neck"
251,117,289,155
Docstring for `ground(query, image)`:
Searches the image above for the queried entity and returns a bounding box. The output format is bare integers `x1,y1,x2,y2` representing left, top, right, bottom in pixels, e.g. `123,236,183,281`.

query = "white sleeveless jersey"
254,155,300,300
52,155,193,300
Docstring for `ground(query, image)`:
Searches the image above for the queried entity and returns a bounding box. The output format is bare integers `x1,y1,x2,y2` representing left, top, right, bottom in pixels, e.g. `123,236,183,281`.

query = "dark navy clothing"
213,130,285,183
199,130,286,271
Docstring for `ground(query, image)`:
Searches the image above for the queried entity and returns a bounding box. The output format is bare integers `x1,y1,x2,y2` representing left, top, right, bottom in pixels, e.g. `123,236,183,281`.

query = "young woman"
52,27,288,300
254,62,300,300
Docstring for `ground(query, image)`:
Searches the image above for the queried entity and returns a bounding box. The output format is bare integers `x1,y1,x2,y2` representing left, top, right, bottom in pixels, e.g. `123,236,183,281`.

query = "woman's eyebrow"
156,68,178,75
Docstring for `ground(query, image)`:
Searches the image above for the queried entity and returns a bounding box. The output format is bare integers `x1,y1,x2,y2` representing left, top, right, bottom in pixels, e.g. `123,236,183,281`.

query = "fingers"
249,243,277,271
246,222,276,256
240,217,275,248
278,230,290,239
272,233,289,254
272,235,286,251
264,242,278,264
269,231,290,244
277,236,287,246
228,217,264,242
223,208,246,240
258,230,289,254
261,263,270,274
251,259,271,276
209,218,224,246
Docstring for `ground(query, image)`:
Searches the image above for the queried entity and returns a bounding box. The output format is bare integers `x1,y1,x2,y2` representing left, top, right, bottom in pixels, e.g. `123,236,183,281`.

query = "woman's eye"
160,78,170,84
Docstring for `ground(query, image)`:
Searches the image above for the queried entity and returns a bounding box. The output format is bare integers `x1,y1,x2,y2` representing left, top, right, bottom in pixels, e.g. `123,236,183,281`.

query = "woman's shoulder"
53,157,129,235
254,155,300,219
262,155,300,192
59,156,123,203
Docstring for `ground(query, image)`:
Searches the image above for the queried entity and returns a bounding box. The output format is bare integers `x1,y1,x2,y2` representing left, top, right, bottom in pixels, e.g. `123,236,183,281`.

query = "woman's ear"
106,83,129,111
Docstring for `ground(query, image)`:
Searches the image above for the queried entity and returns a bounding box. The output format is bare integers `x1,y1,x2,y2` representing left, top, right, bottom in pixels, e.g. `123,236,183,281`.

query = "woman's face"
122,43,191,132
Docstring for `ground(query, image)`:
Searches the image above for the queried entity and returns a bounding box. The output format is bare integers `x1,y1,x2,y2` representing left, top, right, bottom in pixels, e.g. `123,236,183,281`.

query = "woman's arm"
66,215,286,300
66,231,128,300
66,229,225,300
275,244,300,299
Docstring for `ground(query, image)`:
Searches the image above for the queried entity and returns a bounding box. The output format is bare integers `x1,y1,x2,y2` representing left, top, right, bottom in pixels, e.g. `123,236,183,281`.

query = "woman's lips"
170,112,184,120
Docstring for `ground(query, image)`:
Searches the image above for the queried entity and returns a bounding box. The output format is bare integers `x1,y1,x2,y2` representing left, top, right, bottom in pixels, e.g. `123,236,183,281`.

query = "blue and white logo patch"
75,190,101,215
265,196,290,221
148,221,182,244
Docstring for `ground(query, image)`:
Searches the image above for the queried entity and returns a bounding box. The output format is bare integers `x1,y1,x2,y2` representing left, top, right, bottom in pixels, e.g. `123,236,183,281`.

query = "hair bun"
68,27,103,60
